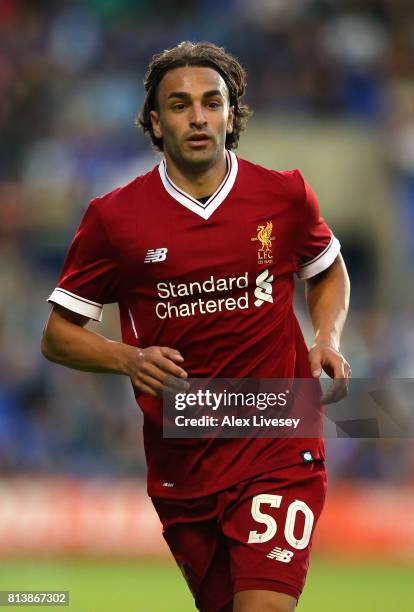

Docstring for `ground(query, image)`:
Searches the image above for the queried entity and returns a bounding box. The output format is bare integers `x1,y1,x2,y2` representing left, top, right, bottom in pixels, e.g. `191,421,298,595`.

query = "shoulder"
89,164,159,217
236,157,306,201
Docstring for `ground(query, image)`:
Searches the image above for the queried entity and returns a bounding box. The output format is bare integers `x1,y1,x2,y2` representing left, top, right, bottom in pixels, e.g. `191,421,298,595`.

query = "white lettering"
252,416,300,428
155,275,252,320
237,292,249,309
205,300,217,313
202,277,215,292
188,281,202,295
175,415,219,427
237,272,248,289
157,282,170,298
211,392,223,411
216,278,228,291
156,302,168,319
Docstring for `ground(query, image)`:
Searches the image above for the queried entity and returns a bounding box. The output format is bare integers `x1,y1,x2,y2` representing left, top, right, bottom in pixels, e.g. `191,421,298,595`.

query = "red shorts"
152,459,327,612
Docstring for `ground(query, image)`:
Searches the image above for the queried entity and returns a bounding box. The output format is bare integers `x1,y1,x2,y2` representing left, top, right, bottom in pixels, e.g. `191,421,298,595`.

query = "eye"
207,101,221,109
172,103,186,111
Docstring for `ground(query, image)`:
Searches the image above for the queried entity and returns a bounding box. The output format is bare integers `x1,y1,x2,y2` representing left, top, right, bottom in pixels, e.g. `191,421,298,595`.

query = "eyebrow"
167,89,224,100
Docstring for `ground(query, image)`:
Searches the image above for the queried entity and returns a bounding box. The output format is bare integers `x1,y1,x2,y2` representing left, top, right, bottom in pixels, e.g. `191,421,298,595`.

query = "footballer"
42,42,351,611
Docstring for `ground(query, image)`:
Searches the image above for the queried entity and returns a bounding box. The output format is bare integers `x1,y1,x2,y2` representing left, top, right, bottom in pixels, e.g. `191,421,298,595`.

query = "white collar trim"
158,150,238,220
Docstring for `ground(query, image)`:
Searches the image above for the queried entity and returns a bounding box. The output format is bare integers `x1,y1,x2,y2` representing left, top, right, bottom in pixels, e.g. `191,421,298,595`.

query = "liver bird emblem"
257,221,273,255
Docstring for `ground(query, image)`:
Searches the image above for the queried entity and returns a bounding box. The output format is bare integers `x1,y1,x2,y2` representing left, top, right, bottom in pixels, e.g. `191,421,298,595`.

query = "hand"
127,346,189,398
308,342,351,404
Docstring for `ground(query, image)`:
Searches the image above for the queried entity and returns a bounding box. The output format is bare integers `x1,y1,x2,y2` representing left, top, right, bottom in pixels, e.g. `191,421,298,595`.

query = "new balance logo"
144,248,168,263
254,268,273,307
267,547,294,563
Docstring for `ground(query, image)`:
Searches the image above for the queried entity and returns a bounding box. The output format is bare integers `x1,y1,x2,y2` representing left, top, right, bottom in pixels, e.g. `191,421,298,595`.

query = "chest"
119,191,297,289
140,221,253,282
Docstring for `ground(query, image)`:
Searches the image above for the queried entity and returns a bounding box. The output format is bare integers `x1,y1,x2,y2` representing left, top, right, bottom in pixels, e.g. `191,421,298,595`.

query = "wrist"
108,341,139,376
313,334,340,351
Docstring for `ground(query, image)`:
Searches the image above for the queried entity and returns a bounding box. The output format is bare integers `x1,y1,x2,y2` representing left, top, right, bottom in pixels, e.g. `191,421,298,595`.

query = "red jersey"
48,151,340,498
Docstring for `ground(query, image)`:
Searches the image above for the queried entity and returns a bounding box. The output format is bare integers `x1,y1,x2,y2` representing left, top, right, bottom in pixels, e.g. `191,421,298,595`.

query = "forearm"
41,305,188,398
305,254,350,350
41,310,135,375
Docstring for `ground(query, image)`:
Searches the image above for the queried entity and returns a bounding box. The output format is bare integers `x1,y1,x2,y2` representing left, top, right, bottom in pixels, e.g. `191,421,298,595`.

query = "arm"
41,305,188,397
305,253,351,403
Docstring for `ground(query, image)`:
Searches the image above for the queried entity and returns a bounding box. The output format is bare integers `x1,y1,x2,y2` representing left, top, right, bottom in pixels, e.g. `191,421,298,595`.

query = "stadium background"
1,0,414,610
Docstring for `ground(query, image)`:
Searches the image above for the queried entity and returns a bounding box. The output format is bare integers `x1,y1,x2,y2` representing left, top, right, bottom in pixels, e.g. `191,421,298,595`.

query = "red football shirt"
48,150,340,498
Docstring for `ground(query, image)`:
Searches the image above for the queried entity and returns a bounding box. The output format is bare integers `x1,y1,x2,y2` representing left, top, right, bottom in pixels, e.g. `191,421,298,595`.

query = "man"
42,42,350,612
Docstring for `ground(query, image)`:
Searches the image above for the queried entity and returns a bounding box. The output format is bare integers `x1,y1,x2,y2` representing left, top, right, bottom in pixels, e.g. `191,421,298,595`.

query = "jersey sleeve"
47,199,120,321
296,176,340,280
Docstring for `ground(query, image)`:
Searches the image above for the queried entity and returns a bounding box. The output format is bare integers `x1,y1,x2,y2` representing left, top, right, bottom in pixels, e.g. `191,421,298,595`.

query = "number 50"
247,494,314,550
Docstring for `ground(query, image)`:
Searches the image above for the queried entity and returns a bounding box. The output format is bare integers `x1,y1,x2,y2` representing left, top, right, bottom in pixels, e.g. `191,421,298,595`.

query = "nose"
189,103,207,129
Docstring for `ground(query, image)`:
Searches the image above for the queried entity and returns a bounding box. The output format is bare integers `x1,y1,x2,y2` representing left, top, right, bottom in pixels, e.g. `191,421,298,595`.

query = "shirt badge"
251,221,275,265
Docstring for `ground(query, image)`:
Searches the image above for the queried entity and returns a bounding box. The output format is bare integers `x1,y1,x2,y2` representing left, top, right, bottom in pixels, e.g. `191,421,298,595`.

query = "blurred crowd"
1,0,413,481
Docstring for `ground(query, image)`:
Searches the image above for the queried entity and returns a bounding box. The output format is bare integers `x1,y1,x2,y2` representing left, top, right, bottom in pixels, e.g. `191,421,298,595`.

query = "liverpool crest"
251,221,275,265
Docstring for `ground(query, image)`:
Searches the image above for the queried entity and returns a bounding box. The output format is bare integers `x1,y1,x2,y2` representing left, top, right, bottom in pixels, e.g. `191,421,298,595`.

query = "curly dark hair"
137,41,253,151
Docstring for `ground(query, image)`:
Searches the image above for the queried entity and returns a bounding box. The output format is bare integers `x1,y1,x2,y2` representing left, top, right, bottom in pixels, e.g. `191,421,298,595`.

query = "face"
150,66,234,171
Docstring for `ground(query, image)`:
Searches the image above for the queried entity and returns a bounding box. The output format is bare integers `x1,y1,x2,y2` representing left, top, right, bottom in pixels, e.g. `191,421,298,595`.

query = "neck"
164,151,228,199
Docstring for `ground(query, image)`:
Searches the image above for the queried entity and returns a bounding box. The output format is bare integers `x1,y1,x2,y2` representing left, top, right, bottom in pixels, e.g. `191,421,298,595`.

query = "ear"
150,110,162,139
226,106,234,134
